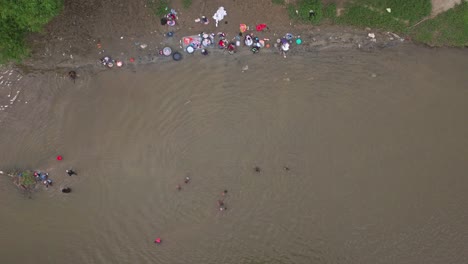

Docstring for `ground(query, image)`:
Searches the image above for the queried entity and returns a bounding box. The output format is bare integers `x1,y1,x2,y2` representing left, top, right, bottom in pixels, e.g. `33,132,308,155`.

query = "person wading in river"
66,169,77,176
68,71,77,83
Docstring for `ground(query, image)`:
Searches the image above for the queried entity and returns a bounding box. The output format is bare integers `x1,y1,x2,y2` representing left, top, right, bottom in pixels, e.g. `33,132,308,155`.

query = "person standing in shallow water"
66,169,76,176
68,71,77,83
218,200,227,211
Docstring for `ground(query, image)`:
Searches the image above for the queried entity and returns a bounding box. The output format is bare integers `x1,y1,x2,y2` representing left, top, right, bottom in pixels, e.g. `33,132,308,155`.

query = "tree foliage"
0,0,63,63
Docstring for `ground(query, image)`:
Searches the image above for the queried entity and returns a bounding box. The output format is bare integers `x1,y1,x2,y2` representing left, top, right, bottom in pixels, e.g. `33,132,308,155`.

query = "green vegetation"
0,0,63,64
272,0,285,5
337,0,431,33
323,3,337,21
287,0,323,24
353,0,430,23
19,170,36,187
412,1,468,47
148,0,170,17
337,3,407,32
285,0,466,47
0,20,28,63
182,0,192,9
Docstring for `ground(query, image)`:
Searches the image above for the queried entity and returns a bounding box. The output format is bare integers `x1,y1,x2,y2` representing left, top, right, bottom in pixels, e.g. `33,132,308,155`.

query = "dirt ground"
22,0,403,72
431,0,463,16
19,0,466,72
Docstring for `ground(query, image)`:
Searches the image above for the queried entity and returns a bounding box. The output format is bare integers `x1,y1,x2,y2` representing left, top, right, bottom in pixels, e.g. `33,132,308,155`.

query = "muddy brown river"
1,46,467,264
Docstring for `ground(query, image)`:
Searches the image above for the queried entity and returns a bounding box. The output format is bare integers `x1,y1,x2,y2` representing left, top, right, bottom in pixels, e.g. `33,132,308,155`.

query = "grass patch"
182,0,192,9
272,0,285,5
353,0,431,24
412,1,468,47
334,0,431,33
19,171,36,187
287,0,323,24
148,0,170,17
337,3,408,32
323,3,337,22
0,21,29,63
0,0,63,64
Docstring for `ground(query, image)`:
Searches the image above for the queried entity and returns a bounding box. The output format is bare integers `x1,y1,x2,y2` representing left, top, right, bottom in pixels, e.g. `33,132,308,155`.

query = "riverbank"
18,0,407,71
1,0,410,125
1,0,465,68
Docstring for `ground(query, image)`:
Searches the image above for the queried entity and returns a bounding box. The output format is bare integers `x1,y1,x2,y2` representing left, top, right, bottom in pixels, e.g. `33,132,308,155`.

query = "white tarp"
213,7,227,27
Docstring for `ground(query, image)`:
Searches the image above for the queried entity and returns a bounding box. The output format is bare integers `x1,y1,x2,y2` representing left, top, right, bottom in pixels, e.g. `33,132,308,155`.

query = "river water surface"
1,46,467,264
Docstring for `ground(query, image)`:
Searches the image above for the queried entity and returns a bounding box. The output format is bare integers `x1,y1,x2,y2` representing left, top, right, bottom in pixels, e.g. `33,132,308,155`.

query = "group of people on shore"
182,29,297,58
93,6,302,71
169,5,299,58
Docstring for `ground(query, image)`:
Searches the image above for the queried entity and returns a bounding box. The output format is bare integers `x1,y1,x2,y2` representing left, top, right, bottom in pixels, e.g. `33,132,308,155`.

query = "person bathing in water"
218,200,227,211
44,179,53,188
66,169,77,176
68,71,77,83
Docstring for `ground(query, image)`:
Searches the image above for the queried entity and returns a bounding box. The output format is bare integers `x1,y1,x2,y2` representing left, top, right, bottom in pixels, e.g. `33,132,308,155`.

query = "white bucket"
186,46,195,54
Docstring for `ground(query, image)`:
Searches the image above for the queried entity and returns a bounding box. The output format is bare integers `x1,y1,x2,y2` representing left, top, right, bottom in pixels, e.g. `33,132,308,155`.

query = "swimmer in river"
62,187,72,193
68,71,77,83
284,166,290,171
44,179,52,188
184,176,190,184
66,169,77,176
222,190,228,196
217,200,227,211
176,184,182,191
254,166,261,173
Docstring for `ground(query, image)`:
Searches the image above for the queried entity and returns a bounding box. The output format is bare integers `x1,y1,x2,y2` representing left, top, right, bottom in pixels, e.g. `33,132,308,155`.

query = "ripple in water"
1,48,468,264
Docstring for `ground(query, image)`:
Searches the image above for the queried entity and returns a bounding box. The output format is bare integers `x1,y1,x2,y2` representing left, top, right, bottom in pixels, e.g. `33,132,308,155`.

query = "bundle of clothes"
100,56,123,68
161,9,177,26
34,171,53,187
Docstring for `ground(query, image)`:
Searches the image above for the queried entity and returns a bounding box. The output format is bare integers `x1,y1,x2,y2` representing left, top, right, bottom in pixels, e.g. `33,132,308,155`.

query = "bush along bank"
0,0,64,64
